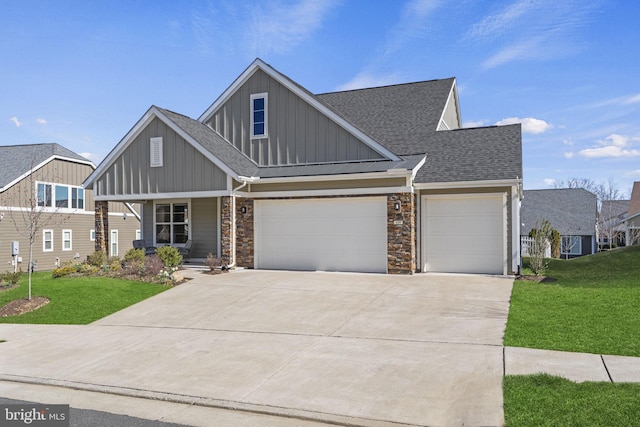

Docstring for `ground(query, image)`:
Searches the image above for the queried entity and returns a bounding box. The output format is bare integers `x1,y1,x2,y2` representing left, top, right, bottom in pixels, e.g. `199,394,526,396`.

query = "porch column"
387,193,416,274
220,196,233,266
235,197,254,268
95,201,109,253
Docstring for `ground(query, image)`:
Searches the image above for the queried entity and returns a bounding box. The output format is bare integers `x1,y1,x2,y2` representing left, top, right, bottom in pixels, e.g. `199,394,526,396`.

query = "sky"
1,0,639,196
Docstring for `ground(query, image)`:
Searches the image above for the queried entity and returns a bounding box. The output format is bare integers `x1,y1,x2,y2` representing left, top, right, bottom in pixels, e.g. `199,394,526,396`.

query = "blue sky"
2,0,639,195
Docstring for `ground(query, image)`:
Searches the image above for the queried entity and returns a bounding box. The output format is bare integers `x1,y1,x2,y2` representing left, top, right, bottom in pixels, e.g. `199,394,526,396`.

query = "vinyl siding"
95,117,227,197
206,69,384,166
438,90,461,130
249,177,407,193
191,198,218,258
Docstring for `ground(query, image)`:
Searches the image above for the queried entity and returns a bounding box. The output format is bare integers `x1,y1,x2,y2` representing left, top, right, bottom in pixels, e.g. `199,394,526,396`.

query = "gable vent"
150,137,163,167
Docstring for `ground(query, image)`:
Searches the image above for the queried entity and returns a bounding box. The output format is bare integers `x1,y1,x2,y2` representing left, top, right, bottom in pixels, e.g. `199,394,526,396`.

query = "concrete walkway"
1,269,639,427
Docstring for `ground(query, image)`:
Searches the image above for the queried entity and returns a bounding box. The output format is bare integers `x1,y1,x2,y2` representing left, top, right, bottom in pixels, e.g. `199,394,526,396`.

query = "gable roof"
627,182,640,218
522,188,597,236
0,143,94,192
317,78,457,155
198,58,400,162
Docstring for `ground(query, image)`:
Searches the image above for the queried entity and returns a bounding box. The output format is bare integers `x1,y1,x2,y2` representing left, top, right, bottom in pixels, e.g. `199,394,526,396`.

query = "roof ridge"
316,77,456,96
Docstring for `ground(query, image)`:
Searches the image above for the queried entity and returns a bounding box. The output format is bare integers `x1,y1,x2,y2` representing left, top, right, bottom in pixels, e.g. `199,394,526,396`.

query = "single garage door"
422,194,506,275
254,197,387,273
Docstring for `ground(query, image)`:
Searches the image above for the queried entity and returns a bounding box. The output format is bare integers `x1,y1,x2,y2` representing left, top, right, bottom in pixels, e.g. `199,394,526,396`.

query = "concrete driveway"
0,270,513,426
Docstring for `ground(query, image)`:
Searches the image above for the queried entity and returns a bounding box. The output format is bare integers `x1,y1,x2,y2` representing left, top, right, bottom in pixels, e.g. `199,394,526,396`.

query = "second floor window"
37,182,84,211
250,93,268,139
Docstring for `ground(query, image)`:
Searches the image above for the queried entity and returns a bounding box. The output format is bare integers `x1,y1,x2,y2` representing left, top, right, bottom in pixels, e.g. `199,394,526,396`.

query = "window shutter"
150,137,163,167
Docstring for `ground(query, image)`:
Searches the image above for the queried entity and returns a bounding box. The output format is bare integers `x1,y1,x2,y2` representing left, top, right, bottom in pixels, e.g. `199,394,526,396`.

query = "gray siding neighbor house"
521,188,598,258
84,59,523,275
624,182,640,245
0,143,140,271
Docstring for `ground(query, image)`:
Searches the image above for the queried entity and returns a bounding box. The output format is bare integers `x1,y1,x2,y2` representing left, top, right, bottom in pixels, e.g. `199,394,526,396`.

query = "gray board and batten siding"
95,117,227,198
205,68,385,167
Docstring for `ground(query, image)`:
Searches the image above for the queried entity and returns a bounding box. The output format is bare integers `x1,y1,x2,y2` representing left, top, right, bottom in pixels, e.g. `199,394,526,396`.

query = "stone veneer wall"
387,193,416,274
235,197,254,267
220,196,232,265
95,200,109,253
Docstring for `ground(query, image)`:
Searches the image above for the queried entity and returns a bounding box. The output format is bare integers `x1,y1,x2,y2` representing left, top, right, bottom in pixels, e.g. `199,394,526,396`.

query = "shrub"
88,250,106,267
0,270,23,285
144,255,165,276
528,220,552,276
52,264,78,278
550,229,561,258
79,263,100,275
109,258,122,272
124,248,145,264
156,246,183,269
205,253,222,272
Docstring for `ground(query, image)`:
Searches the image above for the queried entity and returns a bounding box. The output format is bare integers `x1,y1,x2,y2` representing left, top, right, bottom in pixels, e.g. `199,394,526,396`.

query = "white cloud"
623,94,640,105
543,178,556,186
37,118,47,125
465,0,536,41
463,120,487,128
495,117,552,134
79,152,103,164
626,170,640,177
564,152,575,159
335,72,401,91
10,116,21,127
577,134,640,159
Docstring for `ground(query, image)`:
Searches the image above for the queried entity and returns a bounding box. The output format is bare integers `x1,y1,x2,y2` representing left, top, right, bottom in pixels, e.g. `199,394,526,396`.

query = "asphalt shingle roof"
0,143,91,190
522,188,597,236
317,78,455,155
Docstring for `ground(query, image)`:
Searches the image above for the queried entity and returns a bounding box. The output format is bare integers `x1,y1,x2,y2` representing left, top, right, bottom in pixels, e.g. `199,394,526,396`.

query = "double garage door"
254,197,388,273
252,194,506,275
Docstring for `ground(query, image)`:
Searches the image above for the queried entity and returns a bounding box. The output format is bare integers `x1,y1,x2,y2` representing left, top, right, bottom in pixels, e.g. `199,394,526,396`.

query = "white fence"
521,236,551,258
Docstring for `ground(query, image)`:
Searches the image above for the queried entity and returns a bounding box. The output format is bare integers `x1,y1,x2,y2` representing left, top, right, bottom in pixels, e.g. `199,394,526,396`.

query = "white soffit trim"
94,190,231,201
197,59,400,162
254,170,410,184
415,178,520,190
237,186,413,199
2,155,95,193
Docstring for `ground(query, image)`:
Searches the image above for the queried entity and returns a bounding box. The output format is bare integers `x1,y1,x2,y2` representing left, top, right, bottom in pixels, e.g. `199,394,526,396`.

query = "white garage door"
422,194,506,275
254,197,387,273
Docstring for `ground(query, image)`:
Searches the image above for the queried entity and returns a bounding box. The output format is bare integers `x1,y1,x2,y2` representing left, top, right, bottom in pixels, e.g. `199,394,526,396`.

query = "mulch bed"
0,296,50,317
516,275,557,283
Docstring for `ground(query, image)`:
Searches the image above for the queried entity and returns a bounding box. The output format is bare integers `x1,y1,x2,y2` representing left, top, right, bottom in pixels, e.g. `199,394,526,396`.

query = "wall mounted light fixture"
394,201,401,211
241,206,247,214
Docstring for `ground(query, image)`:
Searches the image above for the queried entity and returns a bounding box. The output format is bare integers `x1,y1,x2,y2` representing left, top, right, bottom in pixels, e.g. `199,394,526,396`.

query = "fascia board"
415,178,520,190
152,108,241,181
624,211,640,222
254,170,410,184
83,107,243,190
236,186,413,199
94,189,231,202
2,156,96,193
198,59,400,162
83,107,157,189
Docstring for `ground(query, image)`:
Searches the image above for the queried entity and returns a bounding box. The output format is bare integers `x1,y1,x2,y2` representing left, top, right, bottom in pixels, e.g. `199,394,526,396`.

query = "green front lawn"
505,245,640,356
505,374,640,427
0,272,170,324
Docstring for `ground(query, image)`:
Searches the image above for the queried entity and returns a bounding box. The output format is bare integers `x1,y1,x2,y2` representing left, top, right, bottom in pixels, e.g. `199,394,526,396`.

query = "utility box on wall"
11,241,19,256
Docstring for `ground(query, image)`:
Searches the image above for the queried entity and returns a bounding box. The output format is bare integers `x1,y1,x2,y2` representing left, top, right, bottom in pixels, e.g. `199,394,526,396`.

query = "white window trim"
36,181,85,212
110,229,119,257
62,229,72,251
43,229,53,252
561,236,582,255
153,199,191,247
150,137,163,167
250,92,268,139
90,229,95,241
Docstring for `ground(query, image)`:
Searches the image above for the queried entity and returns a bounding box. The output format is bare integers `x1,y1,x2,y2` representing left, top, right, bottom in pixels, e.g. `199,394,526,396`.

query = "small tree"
528,219,553,276
4,154,71,300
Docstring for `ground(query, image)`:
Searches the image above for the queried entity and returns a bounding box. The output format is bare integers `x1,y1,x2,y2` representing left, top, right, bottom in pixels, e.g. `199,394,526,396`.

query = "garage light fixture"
241,206,247,214
394,201,401,210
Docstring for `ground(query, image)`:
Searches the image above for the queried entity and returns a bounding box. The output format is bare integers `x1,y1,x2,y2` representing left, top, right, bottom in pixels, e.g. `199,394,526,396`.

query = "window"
37,183,52,207
136,229,141,240
43,230,53,252
36,182,84,211
561,236,582,255
62,229,72,251
55,185,69,208
155,202,189,245
150,137,163,167
72,188,84,209
90,229,95,241
250,93,268,139
111,230,119,257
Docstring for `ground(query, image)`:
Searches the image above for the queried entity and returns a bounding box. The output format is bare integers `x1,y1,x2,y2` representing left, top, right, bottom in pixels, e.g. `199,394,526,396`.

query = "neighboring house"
0,143,140,271
624,182,640,245
599,199,630,247
521,188,598,258
83,59,523,275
